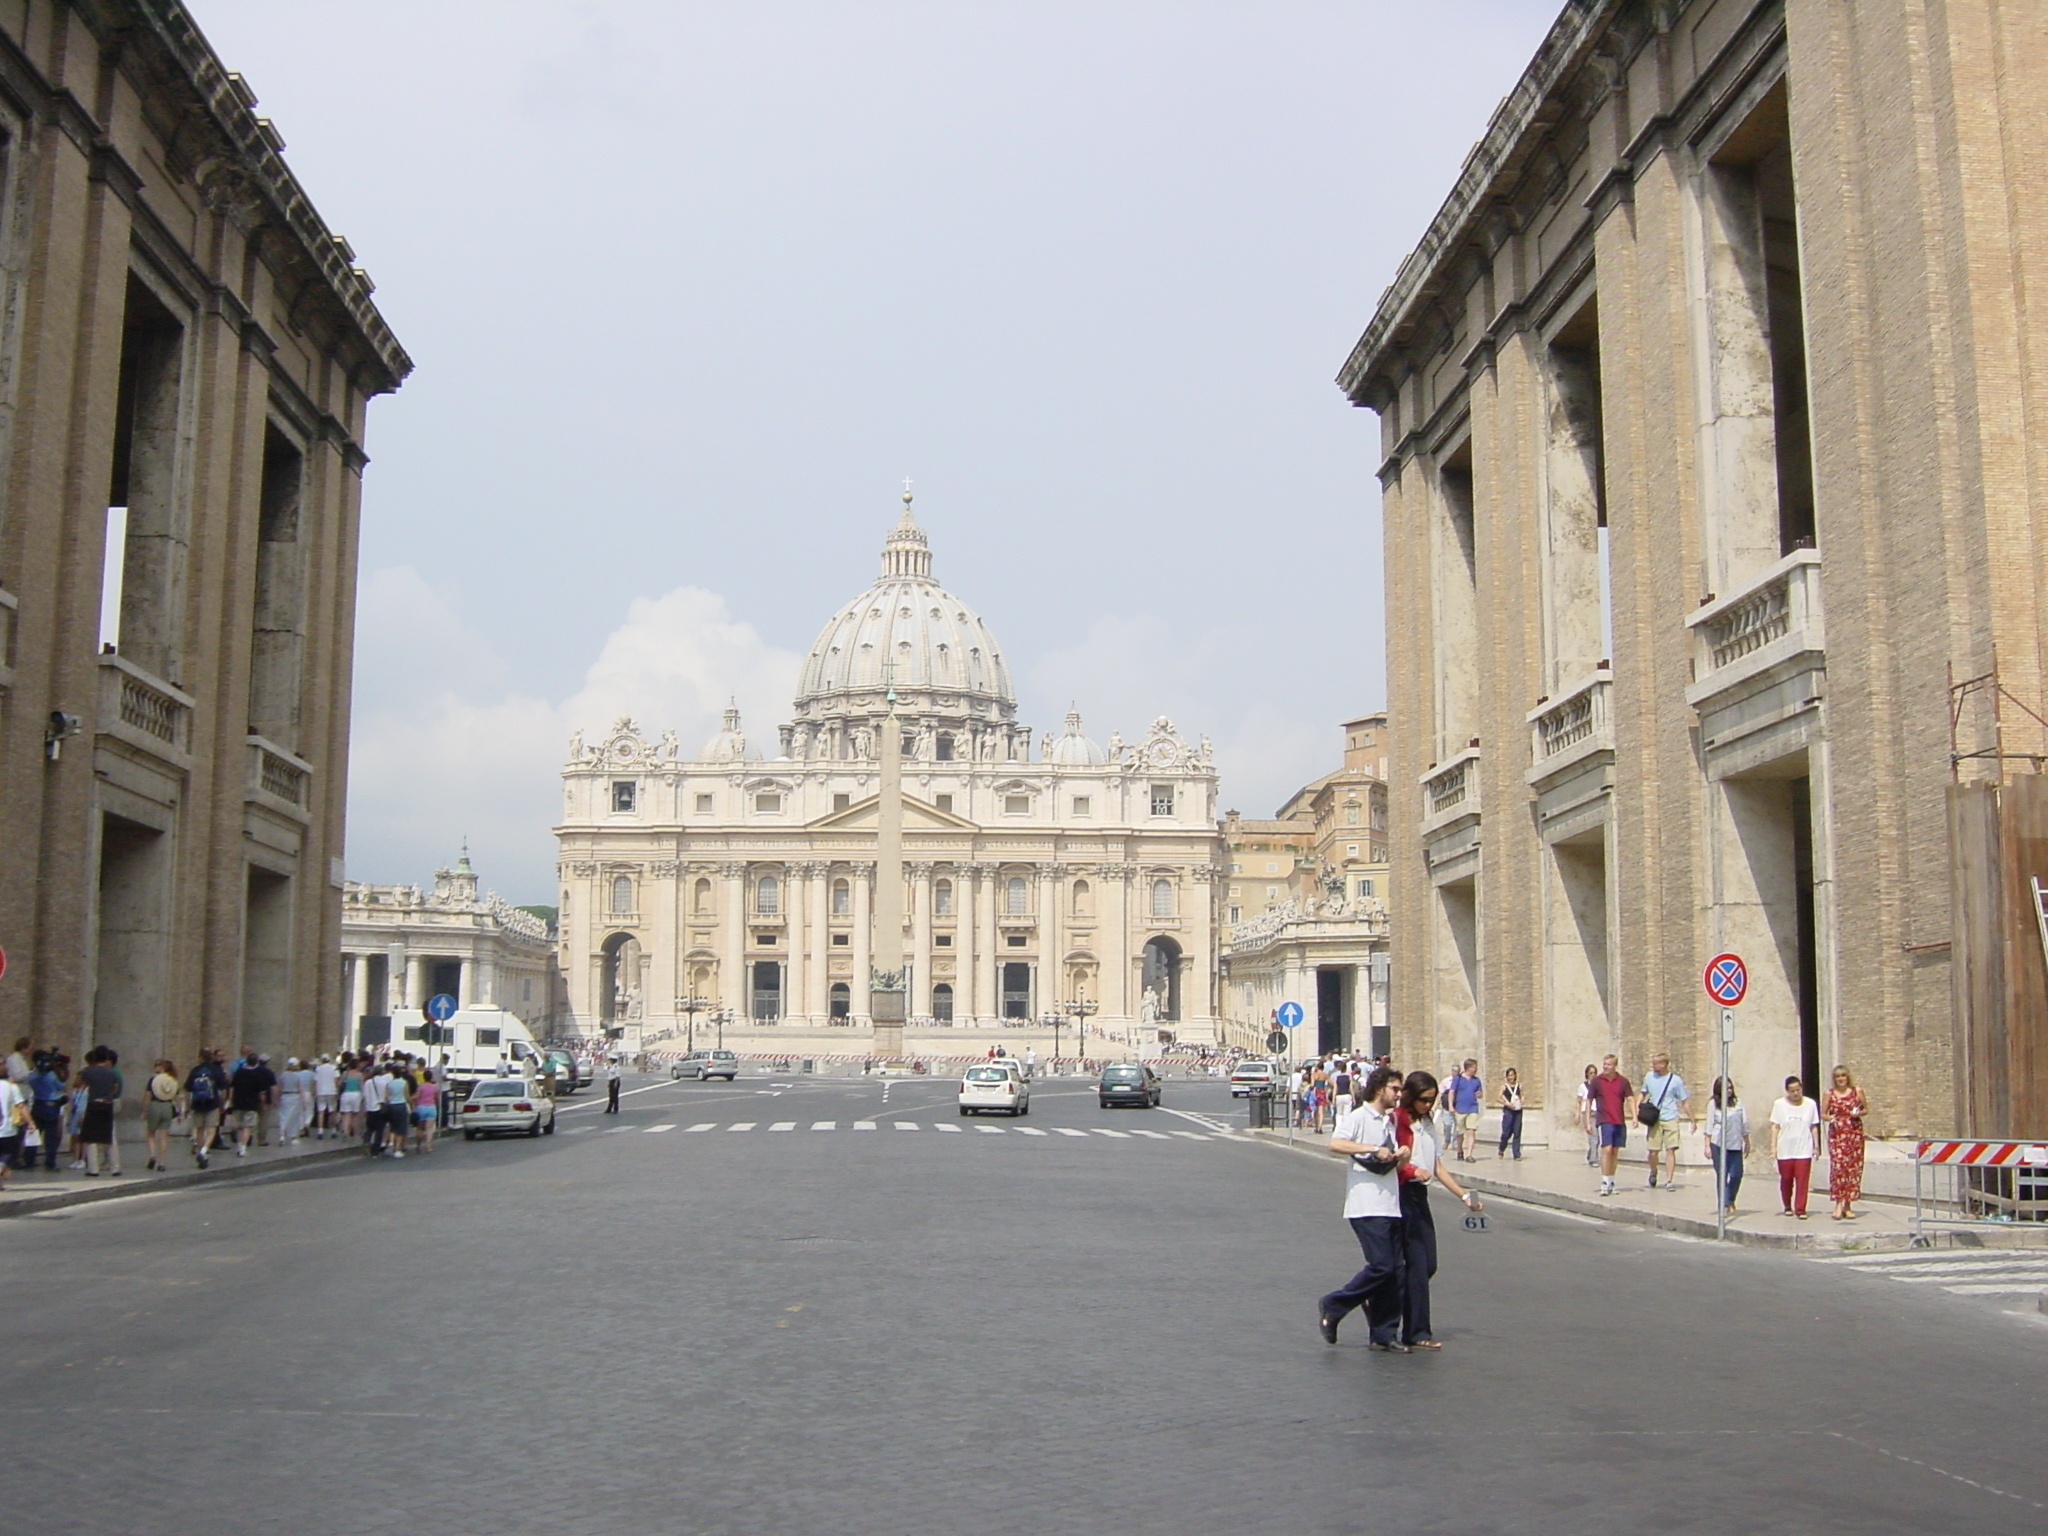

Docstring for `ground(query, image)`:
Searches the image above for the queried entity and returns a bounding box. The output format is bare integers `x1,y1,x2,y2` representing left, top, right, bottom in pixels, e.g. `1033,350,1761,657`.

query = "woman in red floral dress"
1823,1067,1868,1220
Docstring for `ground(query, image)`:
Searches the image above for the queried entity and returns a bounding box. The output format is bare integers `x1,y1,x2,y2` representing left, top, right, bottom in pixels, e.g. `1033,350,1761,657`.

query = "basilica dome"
792,494,1015,717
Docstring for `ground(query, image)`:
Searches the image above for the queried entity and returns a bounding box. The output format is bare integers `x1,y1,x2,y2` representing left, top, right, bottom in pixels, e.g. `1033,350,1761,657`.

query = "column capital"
907,860,936,878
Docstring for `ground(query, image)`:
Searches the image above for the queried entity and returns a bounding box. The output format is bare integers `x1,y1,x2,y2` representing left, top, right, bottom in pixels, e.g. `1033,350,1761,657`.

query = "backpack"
187,1066,218,1105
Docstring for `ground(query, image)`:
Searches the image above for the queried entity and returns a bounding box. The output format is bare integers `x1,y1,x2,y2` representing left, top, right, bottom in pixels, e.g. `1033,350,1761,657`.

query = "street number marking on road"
1276,1001,1305,1029
811,1121,836,1130
684,1123,715,1132
1463,1213,1491,1232
769,1121,796,1131
852,1121,876,1130
727,1122,756,1132
1053,1127,1088,1137
644,1124,677,1133
1704,953,1748,1006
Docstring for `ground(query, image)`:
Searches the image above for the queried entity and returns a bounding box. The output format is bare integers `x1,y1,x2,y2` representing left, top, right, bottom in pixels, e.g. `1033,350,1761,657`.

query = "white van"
426,1005,547,1088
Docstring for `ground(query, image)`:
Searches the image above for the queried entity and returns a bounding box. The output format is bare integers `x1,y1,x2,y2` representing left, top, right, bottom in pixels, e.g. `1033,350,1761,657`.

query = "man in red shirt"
1588,1053,1636,1197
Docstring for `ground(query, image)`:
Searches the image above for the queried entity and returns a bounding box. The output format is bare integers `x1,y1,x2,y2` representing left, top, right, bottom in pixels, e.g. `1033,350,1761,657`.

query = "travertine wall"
1342,0,2048,1139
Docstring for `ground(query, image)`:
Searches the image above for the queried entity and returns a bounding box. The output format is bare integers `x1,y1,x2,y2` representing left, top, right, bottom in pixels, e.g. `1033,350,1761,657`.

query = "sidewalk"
1246,1127,2048,1254
0,1131,391,1219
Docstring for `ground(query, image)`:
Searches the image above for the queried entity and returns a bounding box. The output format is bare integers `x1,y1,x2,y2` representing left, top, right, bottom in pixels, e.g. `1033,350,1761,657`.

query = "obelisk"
870,650,908,1063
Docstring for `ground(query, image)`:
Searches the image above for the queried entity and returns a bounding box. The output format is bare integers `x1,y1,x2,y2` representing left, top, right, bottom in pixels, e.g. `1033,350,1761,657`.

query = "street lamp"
1056,992,1099,1074
673,996,711,1053
710,1006,735,1051
1037,1010,1063,1074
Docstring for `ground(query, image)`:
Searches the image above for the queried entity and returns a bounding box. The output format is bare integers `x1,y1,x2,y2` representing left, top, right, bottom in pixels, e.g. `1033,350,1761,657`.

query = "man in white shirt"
603,1056,623,1114
312,1056,339,1139
1769,1076,1822,1218
1317,1065,1411,1351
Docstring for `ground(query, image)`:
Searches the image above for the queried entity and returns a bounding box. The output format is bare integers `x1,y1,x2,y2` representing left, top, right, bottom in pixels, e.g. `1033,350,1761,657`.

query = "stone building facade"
340,850,560,1050
0,4,408,1068
1220,716,1390,1057
1340,0,2048,1140
555,498,1224,1049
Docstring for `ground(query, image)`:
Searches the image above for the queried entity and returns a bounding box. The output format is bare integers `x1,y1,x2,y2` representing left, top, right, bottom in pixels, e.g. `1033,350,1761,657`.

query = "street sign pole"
1702,954,1747,1245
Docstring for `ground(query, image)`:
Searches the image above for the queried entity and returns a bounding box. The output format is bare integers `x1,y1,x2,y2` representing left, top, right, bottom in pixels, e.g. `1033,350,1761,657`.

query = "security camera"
44,710,82,760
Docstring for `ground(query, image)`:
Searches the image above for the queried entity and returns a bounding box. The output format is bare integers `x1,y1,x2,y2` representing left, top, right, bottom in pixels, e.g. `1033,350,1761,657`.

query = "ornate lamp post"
711,1006,735,1052
1037,1010,1063,1073
1056,992,1098,1073
673,996,711,1053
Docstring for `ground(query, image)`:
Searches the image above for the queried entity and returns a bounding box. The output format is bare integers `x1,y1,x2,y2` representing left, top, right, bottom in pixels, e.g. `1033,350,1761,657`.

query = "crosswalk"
567,1118,1233,1143
1818,1245,2048,1298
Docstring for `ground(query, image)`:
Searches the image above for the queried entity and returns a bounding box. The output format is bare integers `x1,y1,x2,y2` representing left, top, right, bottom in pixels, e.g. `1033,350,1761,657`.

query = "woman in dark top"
1392,1071,1483,1349
1496,1068,1525,1159
77,1045,123,1177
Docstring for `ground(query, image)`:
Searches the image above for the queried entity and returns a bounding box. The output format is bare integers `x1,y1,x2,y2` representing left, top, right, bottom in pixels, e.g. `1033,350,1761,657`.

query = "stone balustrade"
97,653,194,765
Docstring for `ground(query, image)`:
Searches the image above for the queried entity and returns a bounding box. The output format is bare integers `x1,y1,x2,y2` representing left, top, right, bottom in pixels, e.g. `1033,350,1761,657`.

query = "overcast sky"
194,0,1560,904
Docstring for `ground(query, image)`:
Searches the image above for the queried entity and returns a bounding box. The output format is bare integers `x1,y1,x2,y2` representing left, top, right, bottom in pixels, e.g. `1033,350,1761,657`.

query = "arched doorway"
830,982,851,1021
599,932,642,1026
1140,936,1181,1023
932,982,954,1023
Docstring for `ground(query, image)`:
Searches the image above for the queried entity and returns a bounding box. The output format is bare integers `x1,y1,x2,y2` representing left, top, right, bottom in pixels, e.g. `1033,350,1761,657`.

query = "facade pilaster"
807,863,831,1020
720,864,746,1016
910,861,935,1016
977,864,999,1024
851,861,874,1025
955,863,977,1025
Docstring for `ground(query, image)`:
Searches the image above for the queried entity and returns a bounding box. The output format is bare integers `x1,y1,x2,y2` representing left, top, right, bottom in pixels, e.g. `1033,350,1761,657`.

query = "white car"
1229,1060,1279,1097
958,1063,1030,1117
459,1078,558,1139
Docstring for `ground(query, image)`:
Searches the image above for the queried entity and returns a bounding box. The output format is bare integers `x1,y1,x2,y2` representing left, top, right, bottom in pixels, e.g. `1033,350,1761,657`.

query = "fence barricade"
1912,1139,2048,1242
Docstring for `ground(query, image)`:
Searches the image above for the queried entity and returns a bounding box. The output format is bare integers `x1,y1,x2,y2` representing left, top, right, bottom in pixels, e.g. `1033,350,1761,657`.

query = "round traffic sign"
1276,1001,1305,1029
0,944,7,981
1703,954,1748,1007
1264,1029,1289,1054
426,992,458,1021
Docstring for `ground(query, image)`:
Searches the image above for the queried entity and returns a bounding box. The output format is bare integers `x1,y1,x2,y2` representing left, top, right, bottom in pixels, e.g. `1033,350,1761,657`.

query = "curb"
0,1141,370,1219
1240,1128,1901,1253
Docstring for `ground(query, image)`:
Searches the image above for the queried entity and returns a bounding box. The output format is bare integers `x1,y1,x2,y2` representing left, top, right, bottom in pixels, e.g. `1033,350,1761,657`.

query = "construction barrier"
1912,1138,2048,1242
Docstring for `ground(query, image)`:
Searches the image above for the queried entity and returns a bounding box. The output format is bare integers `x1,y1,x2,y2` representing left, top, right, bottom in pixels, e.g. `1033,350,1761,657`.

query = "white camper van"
429,1005,547,1089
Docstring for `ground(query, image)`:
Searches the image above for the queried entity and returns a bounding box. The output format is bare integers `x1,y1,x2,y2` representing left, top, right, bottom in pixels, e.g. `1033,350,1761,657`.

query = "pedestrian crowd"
1,1036,461,1183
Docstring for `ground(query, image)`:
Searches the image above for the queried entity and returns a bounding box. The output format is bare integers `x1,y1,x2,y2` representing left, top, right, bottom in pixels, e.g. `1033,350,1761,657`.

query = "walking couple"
1316,1065,1483,1353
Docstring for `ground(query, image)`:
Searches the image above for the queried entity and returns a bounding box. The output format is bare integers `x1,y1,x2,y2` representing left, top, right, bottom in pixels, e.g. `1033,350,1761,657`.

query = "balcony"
246,735,314,824
1419,747,1481,882
1686,549,1825,777
1526,671,1614,841
0,587,16,691
97,653,194,771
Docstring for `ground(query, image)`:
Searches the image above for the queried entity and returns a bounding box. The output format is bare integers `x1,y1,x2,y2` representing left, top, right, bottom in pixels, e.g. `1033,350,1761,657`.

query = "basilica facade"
555,497,1223,1047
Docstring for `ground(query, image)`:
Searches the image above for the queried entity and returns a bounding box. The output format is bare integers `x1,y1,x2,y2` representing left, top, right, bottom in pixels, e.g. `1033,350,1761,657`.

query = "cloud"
345,569,799,900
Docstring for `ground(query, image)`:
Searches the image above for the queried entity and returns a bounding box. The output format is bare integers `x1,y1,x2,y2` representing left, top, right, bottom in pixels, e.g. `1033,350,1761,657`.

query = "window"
832,879,851,916
1242,984,1254,1009
935,933,952,947
1266,886,1277,899
1345,803,1362,825
1357,878,1375,899
932,983,954,1021
1005,876,1028,915
476,1028,502,1047
832,933,849,946
610,875,635,914
1072,796,1091,817
611,781,637,812
1230,862,1242,874
1072,879,1091,917
756,875,780,915
1004,794,1031,815
934,879,953,916
754,792,782,813
695,793,715,814
1150,784,1174,816
1006,933,1027,947
1347,845,1359,859
1001,962,1032,1018
830,982,851,1020
936,734,955,762
935,794,954,813
692,878,713,916
1151,878,1174,919
1265,862,1278,874
833,793,851,813
755,932,778,946
1228,906,1242,923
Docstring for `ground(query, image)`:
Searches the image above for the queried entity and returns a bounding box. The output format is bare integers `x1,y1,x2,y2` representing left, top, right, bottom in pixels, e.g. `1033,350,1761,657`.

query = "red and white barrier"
1915,1139,2048,1167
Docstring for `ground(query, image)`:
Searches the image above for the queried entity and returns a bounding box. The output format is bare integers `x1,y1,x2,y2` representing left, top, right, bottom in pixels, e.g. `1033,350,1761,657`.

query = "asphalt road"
5,1072,2045,1536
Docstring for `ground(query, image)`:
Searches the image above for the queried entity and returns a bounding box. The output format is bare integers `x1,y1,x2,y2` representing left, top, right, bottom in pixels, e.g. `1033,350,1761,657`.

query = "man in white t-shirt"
312,1056,339,1140
1316,1064,1411,1351
1769,1076,1823,1219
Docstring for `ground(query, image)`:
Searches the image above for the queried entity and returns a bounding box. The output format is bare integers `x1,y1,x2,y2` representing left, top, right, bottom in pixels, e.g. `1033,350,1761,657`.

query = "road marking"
644,1124,677,1134
811,1121,836,1131
728,1122,756,1132
1052,1128,1088,1138
1018,1127,1048,1136
934,1123,962,1133
1158,1105,1236,1135
1879,1268,2048,1284
1169,1131,1208,1140
852,1121,876,1131
892,1121,920,1131
976,1125,1007,1134
684,1123,714,1133
1127,1128,1170,1139
769,1121,796,1131
568,1126,598,1134
1940,1284,2048,1296
1090,1128,1131,1138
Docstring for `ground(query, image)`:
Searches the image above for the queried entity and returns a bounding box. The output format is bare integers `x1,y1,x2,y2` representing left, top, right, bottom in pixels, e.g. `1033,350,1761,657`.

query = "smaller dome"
700,705,753,763
1046,707,1105,766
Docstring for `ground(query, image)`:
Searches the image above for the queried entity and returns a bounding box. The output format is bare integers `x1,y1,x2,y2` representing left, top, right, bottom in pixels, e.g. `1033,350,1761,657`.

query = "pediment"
810,793,978,831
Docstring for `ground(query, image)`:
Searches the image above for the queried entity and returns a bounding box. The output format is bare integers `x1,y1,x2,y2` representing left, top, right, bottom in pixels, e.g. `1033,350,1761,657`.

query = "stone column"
1188,866,1216,1030
910,862,934,1017
1035,865,1061,1020
407,954,432,1014
1103,865,1133,1023
720,864,746,1016
977,865,999,1023
955,864,976,1026
347,954,370,1046
807,864,831,1021
784,864,806,1028
850,861,874,1026
473,953,495,1008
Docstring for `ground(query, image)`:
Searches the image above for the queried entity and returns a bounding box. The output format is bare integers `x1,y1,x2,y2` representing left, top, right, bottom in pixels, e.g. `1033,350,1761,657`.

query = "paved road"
6,1073,2045,1536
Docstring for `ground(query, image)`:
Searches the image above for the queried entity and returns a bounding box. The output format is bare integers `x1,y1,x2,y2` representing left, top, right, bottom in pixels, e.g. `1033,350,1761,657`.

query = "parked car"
459,1078,557,1139
1229,1060,1279,1098
1098,1062,1162,1108
671,1050,741,1081
959,1063,1030,1117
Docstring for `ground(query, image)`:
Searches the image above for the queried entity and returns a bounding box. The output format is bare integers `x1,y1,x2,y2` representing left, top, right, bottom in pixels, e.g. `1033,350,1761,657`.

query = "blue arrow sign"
426,993,458,1021
1276,1001,1305,1029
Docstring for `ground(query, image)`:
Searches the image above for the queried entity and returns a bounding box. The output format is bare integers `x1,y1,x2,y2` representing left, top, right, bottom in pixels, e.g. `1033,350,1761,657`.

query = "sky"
192,0,1563,904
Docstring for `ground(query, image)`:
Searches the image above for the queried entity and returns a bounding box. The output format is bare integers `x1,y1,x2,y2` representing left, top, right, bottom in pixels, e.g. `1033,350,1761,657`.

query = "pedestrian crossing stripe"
645,1124,676,1133
1053,1128,1087,1138
811,1121,835,1130
567,1118,1235,1143
685,1123,714,1132
728,1122,755,1132
769,1122,796,1131
853,1121,876,1130
1091,1128,1130,1138
976,1125,1005,1134
893,1121,920,1131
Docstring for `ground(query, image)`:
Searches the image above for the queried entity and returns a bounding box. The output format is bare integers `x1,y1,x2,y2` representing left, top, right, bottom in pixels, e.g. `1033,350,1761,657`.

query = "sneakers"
390,1149,405,1159
1599,1178,1616,1196
236,1143,248,1157
1647,1170,1658,1188
196,1151,209,1170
